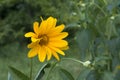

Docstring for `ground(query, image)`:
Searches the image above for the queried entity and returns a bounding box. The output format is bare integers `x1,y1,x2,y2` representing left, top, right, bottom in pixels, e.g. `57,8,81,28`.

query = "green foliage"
8,72,13,80
76,68,91,80
9,66,30,80
34,63,50,80
59,68,74,80
0,0,120,80
0,0,80,45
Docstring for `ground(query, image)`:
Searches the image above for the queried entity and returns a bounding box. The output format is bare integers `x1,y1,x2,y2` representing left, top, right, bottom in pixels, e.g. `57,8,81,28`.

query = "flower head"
25,17,69,62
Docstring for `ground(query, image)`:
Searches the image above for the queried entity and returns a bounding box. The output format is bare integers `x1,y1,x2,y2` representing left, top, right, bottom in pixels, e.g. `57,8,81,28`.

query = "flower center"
38,34,49,46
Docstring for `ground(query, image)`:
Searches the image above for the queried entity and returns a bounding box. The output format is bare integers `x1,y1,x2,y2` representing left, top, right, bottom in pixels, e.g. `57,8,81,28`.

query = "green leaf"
59,68,74,80
86,70,96,80
44,62,58,80
114,69,120,80
9,66,30,80
8,72,13,80
34,63,51,80
105,19,118,39
76,68,91,80
102,71,114,80
76,29,92,59
65,25,80,39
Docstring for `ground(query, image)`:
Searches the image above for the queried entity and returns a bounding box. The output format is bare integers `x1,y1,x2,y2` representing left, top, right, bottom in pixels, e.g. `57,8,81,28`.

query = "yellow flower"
25,17,69,62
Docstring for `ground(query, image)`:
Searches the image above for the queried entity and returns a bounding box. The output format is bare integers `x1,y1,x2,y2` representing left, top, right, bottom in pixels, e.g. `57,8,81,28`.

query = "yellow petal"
38,46,46,62
49,40,68,48
52,51,60,61
46,17,57,31
49,32,68,41
55,24,65,32
28,48,38,58
60,46,69,50
33,22,39,34
31,37,42,42
25,32,36,37
47,24,65,36
52,18,57,28
45,47,52,61
39,20,47,34
31,38,38,42
27,42,38,48
48,45,65,56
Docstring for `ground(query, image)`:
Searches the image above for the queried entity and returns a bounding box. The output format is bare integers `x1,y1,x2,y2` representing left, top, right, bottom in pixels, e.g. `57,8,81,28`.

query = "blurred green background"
0,0,120,80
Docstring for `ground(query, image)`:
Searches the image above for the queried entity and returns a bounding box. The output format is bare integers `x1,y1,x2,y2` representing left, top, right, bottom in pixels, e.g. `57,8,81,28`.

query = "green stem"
45,62,58,80
30,59,33,80
62,58,84,64
93,3,107,16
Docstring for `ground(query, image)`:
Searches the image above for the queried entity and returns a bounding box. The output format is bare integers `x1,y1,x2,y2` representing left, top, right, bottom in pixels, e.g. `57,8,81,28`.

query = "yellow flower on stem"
25,17,69,62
